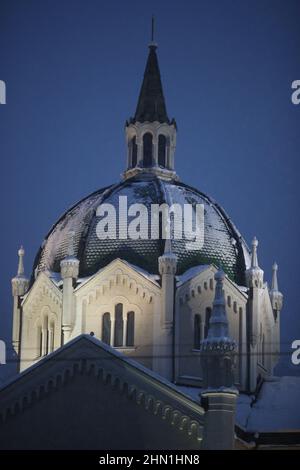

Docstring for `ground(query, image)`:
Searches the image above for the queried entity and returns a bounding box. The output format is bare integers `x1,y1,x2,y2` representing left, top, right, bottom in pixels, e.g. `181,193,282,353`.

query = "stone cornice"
0,336,204,444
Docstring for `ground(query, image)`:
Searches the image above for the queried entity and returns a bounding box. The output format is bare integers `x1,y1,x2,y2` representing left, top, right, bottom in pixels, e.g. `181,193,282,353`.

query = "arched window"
126,311,135,347
131,136,137,167
143,133,153,167
158,134,166,167
114,303,123,347
194,314,202,349
204,307,212,339
102,312,111,345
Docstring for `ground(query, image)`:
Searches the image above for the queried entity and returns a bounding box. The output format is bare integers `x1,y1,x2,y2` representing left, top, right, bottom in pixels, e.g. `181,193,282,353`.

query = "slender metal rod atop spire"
151,15,155,43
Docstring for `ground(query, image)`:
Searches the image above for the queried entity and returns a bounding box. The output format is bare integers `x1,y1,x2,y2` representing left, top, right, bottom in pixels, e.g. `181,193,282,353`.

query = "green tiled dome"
33,174,250,285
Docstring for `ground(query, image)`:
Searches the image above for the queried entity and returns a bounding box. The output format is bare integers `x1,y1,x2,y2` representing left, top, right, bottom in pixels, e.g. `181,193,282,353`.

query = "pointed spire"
207,268,230,339
271,262,279,291
17,245,25,276
124,31,177,180
200,268,236,390
133,43,169,124
251,236,259,268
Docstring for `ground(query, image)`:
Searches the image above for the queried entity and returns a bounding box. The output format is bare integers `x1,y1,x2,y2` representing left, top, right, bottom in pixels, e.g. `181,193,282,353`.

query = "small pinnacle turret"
245,237,264,289
17,246,25,276
12,246,29,297
159,238,177,275
200,268,236,389
11,245,29,356
270,262,283,313
251,236,259,267
60,231,79,280
271,262,279,291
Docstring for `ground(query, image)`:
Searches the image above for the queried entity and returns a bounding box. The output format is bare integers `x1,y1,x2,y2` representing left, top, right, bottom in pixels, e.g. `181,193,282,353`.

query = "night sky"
0,0,299,381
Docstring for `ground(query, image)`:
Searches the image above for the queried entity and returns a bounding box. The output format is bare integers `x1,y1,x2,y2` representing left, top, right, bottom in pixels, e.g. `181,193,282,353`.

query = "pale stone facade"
11,42,283,399
13,234,282,395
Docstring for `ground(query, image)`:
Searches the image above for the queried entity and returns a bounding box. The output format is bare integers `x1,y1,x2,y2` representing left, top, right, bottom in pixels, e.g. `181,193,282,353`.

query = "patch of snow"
123,261,160,284
246,376,300,432
236,394,253,428
176,265,210,286
48,271,62,286
176,379,300,434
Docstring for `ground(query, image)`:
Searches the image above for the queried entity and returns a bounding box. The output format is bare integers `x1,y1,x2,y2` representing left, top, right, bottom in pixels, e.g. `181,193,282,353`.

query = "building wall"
20,273,62,372
174,266,248,389
17,262,278,391
71,274,158,369
73,266,161,371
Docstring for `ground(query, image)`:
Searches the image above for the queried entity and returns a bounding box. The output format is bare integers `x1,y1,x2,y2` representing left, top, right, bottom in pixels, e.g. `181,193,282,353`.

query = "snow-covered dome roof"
32,174,250,285
32,45,251,285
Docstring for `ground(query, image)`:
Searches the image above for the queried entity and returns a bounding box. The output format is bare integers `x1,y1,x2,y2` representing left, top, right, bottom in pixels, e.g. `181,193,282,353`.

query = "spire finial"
164,237,171,254
149,15,157,48
151,15,155,42
251,236,259,268
67,230,76,257
272,262,279,291
17,245,25,276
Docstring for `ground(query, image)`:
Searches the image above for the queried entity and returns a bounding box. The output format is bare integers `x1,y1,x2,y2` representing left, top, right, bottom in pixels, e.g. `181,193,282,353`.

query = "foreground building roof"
1,335,299,449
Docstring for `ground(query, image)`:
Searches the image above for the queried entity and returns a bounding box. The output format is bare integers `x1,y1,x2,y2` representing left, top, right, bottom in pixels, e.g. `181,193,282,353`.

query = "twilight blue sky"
0,0,299,380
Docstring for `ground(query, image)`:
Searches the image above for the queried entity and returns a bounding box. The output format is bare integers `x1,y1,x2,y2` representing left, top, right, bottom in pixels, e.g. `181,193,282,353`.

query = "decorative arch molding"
0,357,203,445
78,267,158,307
177,270,247,315
141,128,155,139
22,273,62,318
33,306,58,326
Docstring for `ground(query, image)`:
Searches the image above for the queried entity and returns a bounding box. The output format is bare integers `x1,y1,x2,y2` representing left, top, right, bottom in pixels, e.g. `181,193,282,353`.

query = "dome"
33,174,250,285
33,45,250,285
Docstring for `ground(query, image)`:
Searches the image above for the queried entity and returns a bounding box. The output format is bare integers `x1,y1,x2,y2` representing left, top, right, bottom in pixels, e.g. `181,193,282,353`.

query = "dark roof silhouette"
133,45,170,124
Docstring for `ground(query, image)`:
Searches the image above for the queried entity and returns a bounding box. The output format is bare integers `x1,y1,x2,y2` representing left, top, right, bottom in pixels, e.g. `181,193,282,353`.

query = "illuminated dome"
32,43,250,285
33,174,250,284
